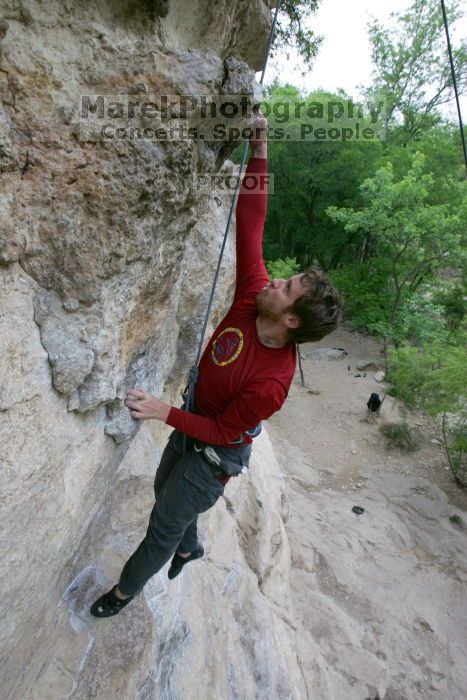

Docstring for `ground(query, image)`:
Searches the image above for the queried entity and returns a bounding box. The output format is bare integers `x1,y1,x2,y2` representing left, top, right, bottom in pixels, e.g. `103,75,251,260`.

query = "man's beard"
256,293,281,323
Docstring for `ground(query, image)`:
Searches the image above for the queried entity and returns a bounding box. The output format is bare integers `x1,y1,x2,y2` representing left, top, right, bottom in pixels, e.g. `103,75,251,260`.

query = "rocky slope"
268,329,467,699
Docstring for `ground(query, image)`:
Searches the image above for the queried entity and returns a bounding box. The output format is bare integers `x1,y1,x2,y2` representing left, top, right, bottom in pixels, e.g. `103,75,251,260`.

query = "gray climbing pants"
118,430,251,596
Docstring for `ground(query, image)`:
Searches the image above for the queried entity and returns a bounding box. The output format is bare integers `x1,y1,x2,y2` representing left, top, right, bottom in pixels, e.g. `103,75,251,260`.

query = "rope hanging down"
181,0,282,446
440,0,467,177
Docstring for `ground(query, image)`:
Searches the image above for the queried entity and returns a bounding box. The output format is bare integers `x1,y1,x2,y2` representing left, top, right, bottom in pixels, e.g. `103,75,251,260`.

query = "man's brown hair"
287,267,341,344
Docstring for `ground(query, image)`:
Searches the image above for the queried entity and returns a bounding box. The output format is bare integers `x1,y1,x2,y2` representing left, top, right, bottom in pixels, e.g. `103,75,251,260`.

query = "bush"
387,339,467,485
380,420,418,451
388,341,467,417
450,426,467,476
449,514,464,528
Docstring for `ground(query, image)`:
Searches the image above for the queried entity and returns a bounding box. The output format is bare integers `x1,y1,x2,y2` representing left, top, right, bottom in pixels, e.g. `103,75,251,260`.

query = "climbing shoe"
90,585,134,618
168,546,204,580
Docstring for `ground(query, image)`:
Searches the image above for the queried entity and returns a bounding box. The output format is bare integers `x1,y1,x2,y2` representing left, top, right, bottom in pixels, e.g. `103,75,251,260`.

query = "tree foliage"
274,1,323,71
263,87,383,269
266,257,301,280
327,153,465,344
365,0,467,138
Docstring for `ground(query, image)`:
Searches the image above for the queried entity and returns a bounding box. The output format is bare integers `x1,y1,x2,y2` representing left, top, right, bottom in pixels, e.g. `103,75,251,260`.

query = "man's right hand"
250,113,268,159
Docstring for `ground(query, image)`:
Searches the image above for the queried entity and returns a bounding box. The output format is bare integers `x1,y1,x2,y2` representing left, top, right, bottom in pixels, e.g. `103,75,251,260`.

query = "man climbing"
90,114,340,617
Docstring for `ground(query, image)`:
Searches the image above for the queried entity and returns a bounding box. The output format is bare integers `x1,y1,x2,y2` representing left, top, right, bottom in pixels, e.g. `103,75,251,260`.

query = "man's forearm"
249,114,268,160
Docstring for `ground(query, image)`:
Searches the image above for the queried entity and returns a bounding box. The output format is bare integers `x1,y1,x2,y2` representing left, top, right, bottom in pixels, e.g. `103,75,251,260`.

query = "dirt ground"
269,327,466,508
266,326,467,699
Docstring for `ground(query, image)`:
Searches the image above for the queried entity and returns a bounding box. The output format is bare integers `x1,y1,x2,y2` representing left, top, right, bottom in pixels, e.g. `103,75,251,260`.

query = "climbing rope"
181,0,282,450
440,0,467,177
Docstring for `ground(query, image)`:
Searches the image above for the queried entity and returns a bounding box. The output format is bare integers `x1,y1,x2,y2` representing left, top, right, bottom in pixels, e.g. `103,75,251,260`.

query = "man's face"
256,274,306,323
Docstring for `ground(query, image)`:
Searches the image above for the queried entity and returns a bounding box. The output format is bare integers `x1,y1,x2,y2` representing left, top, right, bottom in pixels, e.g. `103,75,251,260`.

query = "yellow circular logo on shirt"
211,327,244,366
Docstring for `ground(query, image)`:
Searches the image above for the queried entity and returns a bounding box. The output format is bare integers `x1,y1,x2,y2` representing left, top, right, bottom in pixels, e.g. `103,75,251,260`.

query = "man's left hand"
250,113,268,158
124,388,171,423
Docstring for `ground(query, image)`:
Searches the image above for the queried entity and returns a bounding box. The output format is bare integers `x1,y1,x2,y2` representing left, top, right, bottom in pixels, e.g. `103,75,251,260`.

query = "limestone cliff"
0,1,307,698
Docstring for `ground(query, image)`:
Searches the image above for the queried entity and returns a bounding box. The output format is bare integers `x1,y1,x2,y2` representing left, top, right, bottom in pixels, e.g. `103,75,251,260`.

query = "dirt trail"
267,327,467,699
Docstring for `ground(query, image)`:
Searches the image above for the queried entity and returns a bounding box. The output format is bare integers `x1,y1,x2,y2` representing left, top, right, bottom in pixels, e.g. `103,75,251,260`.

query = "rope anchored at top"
181,0,283,439
440,0,467,177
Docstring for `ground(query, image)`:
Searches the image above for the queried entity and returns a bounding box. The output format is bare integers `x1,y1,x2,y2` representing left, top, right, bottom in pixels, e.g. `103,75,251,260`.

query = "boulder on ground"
306,348,347,361
357,359,383,371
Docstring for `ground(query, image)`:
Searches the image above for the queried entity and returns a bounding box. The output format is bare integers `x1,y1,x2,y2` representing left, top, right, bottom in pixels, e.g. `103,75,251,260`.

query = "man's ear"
284,314,300,330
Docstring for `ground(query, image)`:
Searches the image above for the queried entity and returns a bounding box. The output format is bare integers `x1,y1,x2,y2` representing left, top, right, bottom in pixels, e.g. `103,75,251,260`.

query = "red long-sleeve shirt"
166,157,297,446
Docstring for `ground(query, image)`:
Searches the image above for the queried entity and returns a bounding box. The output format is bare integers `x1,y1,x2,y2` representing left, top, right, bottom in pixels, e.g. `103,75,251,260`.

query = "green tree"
327,153,465,349
377,124,467,202
262,88,382,269
365,0,467,139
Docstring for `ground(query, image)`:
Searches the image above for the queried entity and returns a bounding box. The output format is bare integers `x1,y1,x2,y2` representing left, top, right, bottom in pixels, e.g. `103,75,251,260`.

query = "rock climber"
90,114,341,617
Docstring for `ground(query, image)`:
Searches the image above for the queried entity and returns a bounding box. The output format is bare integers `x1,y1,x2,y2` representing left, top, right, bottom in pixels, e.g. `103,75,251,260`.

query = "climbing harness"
440,0,467,176
181,0,282,452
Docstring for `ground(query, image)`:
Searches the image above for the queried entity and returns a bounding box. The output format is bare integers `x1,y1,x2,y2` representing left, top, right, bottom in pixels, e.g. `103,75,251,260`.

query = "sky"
264,0,467,121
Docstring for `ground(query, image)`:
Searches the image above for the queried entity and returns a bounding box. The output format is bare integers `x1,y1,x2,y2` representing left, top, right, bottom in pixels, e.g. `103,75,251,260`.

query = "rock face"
27,428,306,699
0,2,291,697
